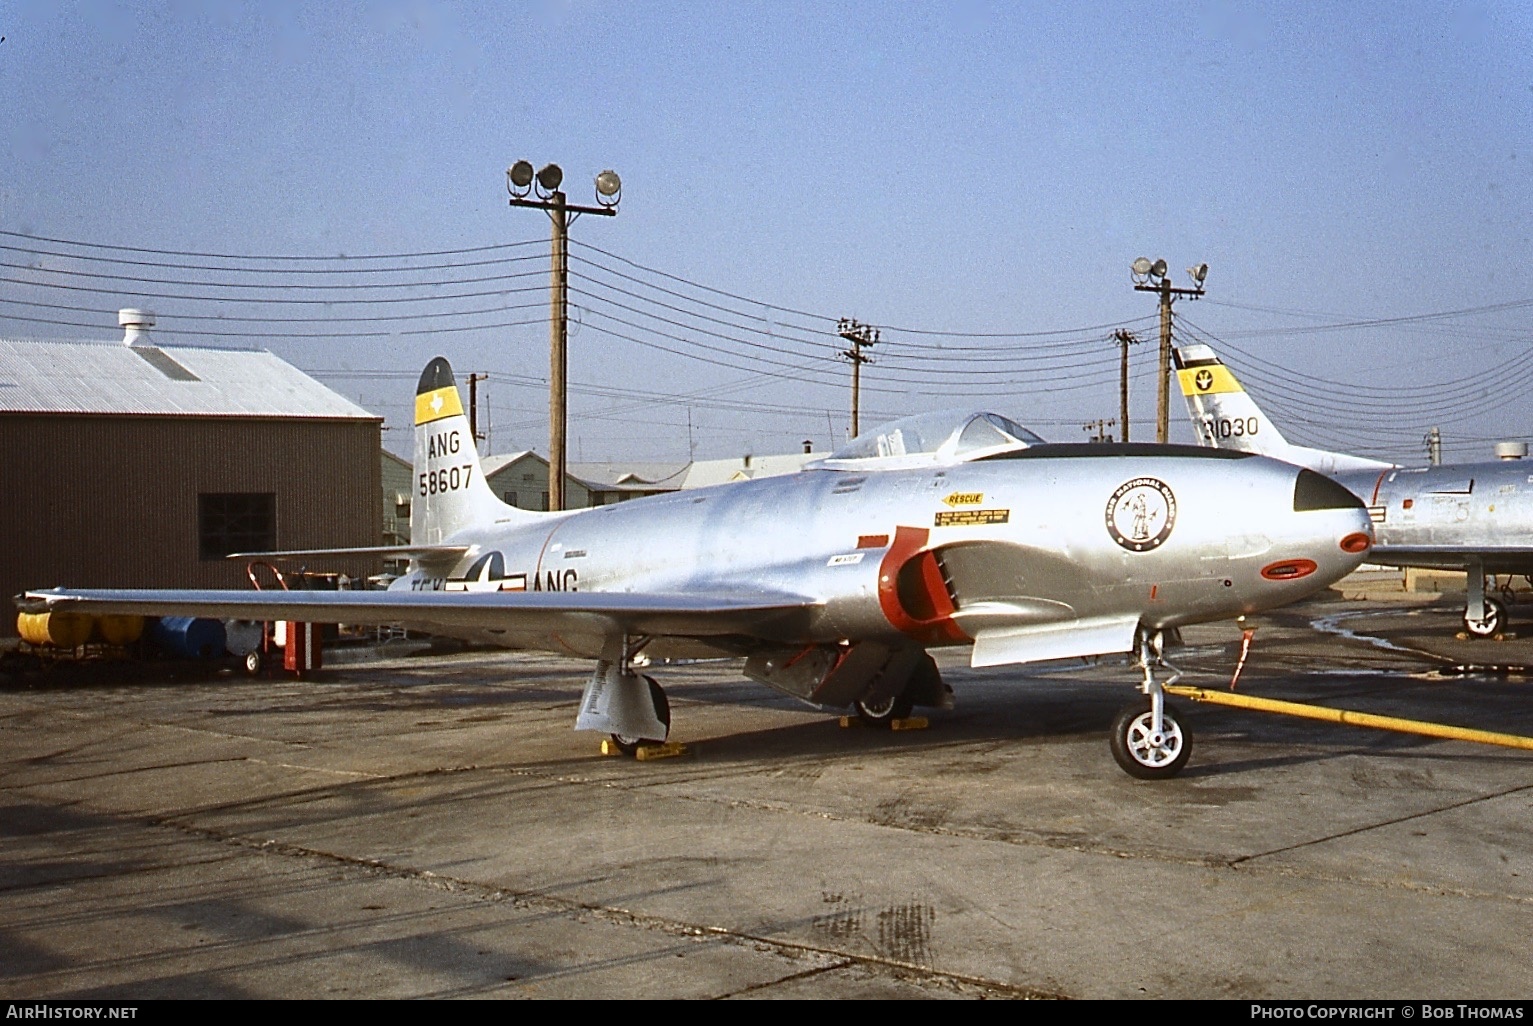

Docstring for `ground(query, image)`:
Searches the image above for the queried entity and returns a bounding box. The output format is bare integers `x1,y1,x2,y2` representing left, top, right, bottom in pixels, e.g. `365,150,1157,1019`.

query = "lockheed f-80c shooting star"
24,357,1374,778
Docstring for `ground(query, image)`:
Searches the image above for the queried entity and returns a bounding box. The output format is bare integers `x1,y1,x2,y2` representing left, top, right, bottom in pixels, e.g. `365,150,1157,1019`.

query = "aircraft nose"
1270,471,1373,587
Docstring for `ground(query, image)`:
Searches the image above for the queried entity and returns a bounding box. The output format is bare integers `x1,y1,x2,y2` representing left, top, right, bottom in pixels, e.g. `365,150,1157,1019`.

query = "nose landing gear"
1110,629,1191,779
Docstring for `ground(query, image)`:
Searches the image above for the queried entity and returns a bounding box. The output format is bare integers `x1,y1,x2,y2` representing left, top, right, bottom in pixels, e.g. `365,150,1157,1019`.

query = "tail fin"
1174,344,1394,475
1174,343,1292,455
412,357,541,543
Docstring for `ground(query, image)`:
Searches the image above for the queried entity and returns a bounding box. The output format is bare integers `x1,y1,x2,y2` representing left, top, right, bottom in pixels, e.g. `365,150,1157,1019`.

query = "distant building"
482,451,565,511
568,461,688,504
680,452,816,489
0,313,382,635
381,449,412,545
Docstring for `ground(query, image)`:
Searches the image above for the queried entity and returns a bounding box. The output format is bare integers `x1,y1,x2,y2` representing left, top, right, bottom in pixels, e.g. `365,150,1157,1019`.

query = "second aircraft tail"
1174,343,1394,476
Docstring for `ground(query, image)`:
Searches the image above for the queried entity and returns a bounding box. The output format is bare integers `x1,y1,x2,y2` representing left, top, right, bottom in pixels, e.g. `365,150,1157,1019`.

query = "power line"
0,228,543,262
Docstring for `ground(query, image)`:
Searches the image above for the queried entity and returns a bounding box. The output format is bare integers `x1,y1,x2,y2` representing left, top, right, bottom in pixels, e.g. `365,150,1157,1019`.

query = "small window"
522,473,535,483
540,491,550,511
199,493,275,560
503,490,518,506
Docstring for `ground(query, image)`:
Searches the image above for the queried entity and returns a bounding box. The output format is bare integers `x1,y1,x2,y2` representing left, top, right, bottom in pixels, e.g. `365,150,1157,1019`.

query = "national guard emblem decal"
1105,477,1177,552
1194,368,1214,392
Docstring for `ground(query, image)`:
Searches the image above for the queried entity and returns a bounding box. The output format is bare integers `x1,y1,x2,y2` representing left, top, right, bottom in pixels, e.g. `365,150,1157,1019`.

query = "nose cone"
1255,468,1373,603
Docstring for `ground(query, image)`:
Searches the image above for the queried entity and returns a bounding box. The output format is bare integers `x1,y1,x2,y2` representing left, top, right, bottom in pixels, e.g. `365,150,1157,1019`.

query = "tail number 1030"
420,465,474,496
1202,417,1259,440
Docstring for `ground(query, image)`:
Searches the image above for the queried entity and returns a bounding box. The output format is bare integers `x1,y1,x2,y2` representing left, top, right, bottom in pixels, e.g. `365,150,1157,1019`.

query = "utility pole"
1131,259,1207,443
1082,418,1117,443
1112,329,1142,441
467,373,488,453
1425,427,1442,465
837,318,879,438
507,162,621,510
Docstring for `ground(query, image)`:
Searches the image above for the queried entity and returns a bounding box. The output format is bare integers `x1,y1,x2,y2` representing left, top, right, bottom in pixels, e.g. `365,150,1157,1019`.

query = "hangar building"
0,314,383,635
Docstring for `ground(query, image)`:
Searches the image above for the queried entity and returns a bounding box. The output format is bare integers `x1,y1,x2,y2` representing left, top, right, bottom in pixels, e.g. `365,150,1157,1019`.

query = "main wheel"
853,689,915,729
1463,597,1507,639
1109,701,1191,779
610,675,671,756
242,649,264,677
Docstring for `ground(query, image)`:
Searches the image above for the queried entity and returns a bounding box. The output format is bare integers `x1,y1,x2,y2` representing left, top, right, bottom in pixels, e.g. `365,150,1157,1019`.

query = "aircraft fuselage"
397,445,1371,658
1338,461,1533,573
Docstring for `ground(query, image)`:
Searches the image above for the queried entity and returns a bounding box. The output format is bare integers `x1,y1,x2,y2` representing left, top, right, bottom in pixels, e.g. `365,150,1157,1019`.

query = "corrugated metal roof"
681,452,815,489
0,338,378,420
568,461,688,490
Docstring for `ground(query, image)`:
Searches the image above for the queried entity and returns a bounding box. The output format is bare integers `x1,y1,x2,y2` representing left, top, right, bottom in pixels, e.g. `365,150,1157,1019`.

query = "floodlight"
1188,262,1209,285
595,169,621,207
536,163,564,193
508,160,534,192
1150,258,1168,279
1132,257,1153,277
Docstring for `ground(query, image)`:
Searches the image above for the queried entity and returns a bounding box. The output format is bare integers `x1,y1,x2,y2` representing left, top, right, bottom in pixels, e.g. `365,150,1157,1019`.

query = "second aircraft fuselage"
1337,460,1533,572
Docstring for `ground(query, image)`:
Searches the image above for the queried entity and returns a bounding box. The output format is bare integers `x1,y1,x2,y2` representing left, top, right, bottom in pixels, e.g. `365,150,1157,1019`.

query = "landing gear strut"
1110,629,1192,779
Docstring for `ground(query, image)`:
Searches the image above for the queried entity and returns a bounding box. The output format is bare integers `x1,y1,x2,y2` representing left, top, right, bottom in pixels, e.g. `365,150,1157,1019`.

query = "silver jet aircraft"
1176,341,1533,638
25,357,1374,778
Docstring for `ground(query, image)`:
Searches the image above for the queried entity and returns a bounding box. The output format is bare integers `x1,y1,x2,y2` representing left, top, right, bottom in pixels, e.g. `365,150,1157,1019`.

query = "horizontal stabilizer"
969,614,1140,668
228,545,470,563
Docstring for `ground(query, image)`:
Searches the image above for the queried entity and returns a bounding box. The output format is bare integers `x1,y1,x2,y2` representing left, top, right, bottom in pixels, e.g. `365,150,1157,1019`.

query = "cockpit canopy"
809,410,1045,471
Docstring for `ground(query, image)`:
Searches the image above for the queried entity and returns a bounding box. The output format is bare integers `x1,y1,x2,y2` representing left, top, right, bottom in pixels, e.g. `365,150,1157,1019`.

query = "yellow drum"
97,615,145,645
17,611,94,648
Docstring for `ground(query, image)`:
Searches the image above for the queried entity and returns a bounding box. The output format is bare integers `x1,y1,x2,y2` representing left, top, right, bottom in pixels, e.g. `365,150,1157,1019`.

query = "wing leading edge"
22,587,820,641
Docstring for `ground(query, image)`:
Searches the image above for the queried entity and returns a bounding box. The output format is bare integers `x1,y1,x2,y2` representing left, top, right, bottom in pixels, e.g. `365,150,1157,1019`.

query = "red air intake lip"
1340,532,1372,554
1261,558,1318,581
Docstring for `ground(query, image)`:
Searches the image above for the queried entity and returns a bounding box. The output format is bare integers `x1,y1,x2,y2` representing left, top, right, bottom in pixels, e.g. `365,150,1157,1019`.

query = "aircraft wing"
21,587,820,641
1367,547,1533,574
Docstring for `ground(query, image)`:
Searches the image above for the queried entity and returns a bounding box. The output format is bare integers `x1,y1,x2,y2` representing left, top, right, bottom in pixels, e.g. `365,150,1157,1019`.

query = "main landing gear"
1110,629,1192,779
1462,565,1509,639
576,636,673,757
853,690,915,729
609,675,671,756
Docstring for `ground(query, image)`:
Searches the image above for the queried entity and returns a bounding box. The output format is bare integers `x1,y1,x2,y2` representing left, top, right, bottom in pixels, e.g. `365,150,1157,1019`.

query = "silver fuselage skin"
1337,462,1533,573
395,447,1371,657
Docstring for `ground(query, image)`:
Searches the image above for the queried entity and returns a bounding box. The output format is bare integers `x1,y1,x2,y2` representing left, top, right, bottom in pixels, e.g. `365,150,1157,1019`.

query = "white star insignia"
430,394,443,413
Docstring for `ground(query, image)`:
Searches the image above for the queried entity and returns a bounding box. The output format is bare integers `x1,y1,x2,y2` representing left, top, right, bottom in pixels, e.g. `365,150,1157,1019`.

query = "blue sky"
3,2,1530,462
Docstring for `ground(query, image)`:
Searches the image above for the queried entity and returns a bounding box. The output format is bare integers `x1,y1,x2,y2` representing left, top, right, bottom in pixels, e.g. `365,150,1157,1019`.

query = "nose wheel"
1110,700,1191,778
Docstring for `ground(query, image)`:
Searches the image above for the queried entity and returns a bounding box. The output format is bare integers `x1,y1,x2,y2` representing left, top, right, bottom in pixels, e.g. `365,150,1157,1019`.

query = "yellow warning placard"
935,509,1010,527
942,491,984,507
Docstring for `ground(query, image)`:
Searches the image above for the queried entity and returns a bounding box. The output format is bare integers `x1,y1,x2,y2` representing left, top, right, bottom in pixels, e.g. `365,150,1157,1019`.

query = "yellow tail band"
1176,365,1243,396
415,386,465,425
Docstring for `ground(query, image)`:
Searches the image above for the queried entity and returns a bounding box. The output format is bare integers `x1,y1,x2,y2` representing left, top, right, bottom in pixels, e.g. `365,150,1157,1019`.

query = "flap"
970,614,1140,668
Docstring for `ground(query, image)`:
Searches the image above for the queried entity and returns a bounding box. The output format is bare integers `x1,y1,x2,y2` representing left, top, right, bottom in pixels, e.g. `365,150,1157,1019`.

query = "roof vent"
119,309,156,347
1494,441,1527,460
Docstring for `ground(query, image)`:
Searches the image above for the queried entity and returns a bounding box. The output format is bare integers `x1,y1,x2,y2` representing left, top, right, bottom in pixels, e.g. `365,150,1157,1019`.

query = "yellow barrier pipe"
1163,684,1533,752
